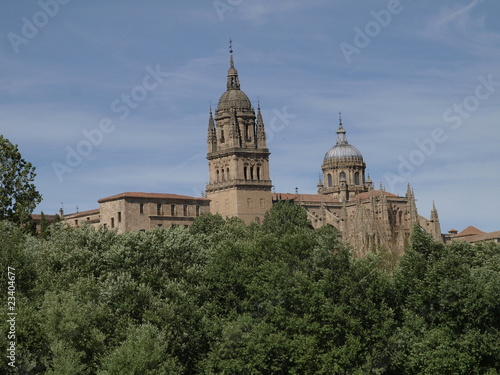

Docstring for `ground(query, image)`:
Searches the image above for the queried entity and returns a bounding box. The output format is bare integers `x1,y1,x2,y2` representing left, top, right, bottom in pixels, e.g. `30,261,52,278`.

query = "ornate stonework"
205,46,273,224
204,45,442,254
52,44,443,255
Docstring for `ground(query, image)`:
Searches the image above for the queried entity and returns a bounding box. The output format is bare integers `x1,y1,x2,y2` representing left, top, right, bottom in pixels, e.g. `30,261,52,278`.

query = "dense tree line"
1,202,499,374
0,135,41,232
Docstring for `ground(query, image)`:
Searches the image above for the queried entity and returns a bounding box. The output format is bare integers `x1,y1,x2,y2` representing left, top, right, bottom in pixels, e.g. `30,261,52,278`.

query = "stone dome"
217,49,253,113
324,143,364,163
217,89,252,112
323,121,364,163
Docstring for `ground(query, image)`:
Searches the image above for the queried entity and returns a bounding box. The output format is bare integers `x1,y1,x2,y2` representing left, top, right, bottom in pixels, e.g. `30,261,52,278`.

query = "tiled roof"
273,190,400,204
355,190,399,200
457,231,500,243
457,225,485,237
63,208,101,218
273,193,339,204
98,192,210,203
32,214,56,220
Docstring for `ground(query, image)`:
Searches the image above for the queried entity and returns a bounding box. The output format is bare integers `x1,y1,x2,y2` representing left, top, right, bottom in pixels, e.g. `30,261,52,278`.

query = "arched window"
221,169,225,181
339,172,346,181
250,167,254,180
354,172,360,185
327,174,333,187
257,166,261,180
227,168,230,180
216,170,220,182
244,166,248,180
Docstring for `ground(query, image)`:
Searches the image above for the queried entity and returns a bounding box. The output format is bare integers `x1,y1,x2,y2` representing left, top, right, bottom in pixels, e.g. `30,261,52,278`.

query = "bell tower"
205,42,273,223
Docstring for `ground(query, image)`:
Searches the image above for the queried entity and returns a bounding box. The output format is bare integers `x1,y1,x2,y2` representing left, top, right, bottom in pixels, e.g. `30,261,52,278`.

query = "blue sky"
1,0,499,232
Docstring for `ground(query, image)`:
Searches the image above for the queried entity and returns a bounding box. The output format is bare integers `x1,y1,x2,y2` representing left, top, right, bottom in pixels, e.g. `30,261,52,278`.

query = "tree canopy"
0,135,42,228
0,205,498,374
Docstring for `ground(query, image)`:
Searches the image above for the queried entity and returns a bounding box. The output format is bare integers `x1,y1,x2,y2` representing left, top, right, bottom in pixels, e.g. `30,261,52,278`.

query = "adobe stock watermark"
213,0,243,21
6,267,17,368
7,0,73,54
340,0,411,64
384,73,499,192
52,65,169,182
266,106,296,144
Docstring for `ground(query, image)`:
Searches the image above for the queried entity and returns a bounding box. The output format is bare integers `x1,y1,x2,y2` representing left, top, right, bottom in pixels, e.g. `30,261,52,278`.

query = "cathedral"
51,45,443,255
205,46,442,255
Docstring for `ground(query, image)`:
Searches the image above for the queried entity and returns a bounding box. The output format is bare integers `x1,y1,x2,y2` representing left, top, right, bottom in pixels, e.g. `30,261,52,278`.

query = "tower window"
216,170,220,182
118,212,122,223
171,205,175,216
257,166,261,180
140,204,144,214
327,174,333,187
157,204,162,215
196,205,200,217
227,168,230,180
111,218,115,229
246,124,252,141
220,129,225,143
221,168,225,181
250,167,254,180
354,172,360,185
244,166,248,180
183,205,188,216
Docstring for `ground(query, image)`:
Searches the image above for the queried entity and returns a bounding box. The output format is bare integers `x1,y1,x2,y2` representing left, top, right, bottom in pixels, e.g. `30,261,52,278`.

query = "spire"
366,172,373,190
406,183,412,198
406,185,418,223
431,201,439,220
229,108,241,146
227,39,240,90
317,173,324,193
256,101,267,148
336,112,348,145
207,106,217,151
229,38,233,65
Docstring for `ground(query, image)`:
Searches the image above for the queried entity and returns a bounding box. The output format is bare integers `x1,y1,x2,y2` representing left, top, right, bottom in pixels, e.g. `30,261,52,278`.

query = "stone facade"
205,47,273,224
51,45,446,255
98,193,210,233
63,209,101,229
203,46,442,254
443,226,500,244
59,193,210,233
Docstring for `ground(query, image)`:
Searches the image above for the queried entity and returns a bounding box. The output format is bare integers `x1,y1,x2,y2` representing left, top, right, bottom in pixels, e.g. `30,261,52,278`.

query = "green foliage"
39,212,49,239
262,200,311,234
189,212,225,236
0,135,42,228
0,216,498,374
99,324,183,375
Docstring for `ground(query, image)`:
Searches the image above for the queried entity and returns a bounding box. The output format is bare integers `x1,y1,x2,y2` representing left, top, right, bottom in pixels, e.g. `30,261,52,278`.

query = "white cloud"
435,0,484,27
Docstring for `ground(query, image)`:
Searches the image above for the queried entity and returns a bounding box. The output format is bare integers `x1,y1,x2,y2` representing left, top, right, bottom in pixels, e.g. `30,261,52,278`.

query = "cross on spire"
226,39,240,90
